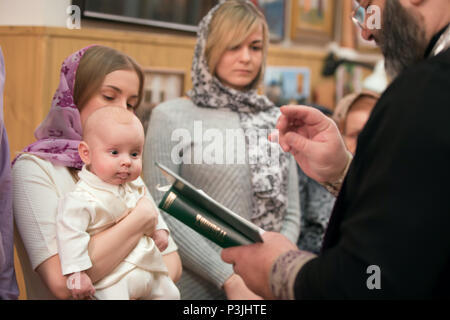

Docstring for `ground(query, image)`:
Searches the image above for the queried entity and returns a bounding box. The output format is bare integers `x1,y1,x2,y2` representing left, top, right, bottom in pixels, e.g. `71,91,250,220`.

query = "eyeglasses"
352,3,366,29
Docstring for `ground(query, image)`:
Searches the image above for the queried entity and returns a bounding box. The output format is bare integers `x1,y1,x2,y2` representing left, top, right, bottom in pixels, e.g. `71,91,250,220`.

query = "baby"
56,106,180,300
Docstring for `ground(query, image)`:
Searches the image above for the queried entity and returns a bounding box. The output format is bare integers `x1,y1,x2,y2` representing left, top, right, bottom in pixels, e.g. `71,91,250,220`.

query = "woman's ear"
78,141,91,165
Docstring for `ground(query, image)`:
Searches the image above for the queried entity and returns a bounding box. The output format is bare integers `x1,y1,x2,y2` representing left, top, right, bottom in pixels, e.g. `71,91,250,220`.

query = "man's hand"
221,232,298,300
271,105,349,183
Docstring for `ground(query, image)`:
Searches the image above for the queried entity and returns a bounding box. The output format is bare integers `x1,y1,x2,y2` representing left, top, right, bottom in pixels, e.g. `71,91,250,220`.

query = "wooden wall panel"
1,31,49,159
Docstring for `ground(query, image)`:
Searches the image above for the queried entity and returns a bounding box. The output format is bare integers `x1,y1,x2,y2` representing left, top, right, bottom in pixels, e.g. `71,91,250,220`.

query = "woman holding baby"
12,45,182,299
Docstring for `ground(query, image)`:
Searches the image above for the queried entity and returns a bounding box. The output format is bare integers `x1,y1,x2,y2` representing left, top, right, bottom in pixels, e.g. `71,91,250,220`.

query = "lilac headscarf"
0,47,19,299
14,45,95,169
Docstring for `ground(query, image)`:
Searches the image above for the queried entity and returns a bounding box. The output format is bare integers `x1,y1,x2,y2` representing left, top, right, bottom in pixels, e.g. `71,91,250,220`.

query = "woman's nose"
239,47,251,62
114,97,128,110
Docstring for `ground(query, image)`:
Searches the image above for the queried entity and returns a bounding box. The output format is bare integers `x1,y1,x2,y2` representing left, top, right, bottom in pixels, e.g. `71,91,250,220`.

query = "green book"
156,162,264,248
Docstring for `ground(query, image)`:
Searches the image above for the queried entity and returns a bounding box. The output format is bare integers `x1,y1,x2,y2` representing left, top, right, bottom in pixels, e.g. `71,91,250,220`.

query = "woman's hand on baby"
133,197,158,237
152,229,169,252
66,271,96,300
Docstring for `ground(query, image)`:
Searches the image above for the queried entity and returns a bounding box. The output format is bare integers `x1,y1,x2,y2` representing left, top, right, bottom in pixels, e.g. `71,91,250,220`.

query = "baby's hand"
152,229,169,252
66,271,96,300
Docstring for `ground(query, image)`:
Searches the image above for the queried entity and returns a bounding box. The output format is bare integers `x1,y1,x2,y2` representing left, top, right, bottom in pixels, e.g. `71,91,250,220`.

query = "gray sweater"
143,98,300,299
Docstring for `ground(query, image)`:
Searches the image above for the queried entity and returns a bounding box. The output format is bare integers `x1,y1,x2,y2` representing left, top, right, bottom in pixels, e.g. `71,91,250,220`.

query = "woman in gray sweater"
143,0,300,300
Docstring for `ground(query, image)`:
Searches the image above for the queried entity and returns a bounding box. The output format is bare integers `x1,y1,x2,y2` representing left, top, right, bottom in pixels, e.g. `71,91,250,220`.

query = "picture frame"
263,66,311,107
136,68,185,133
335,63,363,103
290,0,336,44
253,0,286,42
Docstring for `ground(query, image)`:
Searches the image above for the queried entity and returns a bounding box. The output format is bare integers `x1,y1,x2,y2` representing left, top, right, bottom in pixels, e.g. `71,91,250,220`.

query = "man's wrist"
269,250,317,300
322,150,353,197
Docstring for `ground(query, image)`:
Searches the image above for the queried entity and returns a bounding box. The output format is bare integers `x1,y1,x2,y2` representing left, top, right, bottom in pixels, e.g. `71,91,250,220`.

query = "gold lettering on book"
195,214,227,243
162,192,177,210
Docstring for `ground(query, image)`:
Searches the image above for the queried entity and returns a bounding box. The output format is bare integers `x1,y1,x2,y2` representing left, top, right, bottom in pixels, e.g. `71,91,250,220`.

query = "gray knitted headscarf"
187,0,290,232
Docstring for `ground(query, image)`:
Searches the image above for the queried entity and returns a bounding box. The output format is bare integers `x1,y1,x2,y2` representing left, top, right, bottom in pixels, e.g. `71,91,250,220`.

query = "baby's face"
87,121,144,185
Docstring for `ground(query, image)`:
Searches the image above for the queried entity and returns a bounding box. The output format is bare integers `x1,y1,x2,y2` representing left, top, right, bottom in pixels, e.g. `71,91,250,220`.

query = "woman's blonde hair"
73,46,144,112
205,0,269,90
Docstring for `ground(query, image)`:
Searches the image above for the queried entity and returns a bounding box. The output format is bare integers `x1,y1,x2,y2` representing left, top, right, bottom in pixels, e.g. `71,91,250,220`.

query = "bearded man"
222,0,450,299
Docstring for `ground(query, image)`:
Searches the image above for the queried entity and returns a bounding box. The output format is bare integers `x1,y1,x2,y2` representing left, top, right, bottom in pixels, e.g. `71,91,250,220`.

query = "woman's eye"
251,46,262,51
103,95,114,101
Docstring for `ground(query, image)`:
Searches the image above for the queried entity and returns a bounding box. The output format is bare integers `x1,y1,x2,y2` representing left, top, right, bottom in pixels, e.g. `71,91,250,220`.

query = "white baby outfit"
57,165,180,300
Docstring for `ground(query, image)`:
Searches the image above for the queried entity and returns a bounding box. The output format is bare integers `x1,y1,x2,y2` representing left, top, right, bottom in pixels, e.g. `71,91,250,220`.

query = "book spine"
159,189,254,248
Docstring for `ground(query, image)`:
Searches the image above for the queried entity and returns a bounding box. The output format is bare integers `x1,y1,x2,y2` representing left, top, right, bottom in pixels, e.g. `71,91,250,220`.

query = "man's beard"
378,0,428,79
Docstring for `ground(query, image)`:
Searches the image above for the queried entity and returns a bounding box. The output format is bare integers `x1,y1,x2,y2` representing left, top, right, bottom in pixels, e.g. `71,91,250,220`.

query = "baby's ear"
78,141,91,165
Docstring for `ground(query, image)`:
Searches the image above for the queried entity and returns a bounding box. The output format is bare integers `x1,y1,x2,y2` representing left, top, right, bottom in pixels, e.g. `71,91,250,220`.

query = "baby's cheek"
135,162,143,175
131,167,142,181
99,162,114,178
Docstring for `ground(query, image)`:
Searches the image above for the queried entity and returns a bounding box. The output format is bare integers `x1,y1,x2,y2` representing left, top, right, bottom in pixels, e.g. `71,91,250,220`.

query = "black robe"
294,46,450,299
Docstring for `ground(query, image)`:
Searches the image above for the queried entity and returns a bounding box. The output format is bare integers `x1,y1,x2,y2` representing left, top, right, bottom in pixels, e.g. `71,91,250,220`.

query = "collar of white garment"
78,164,132,196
